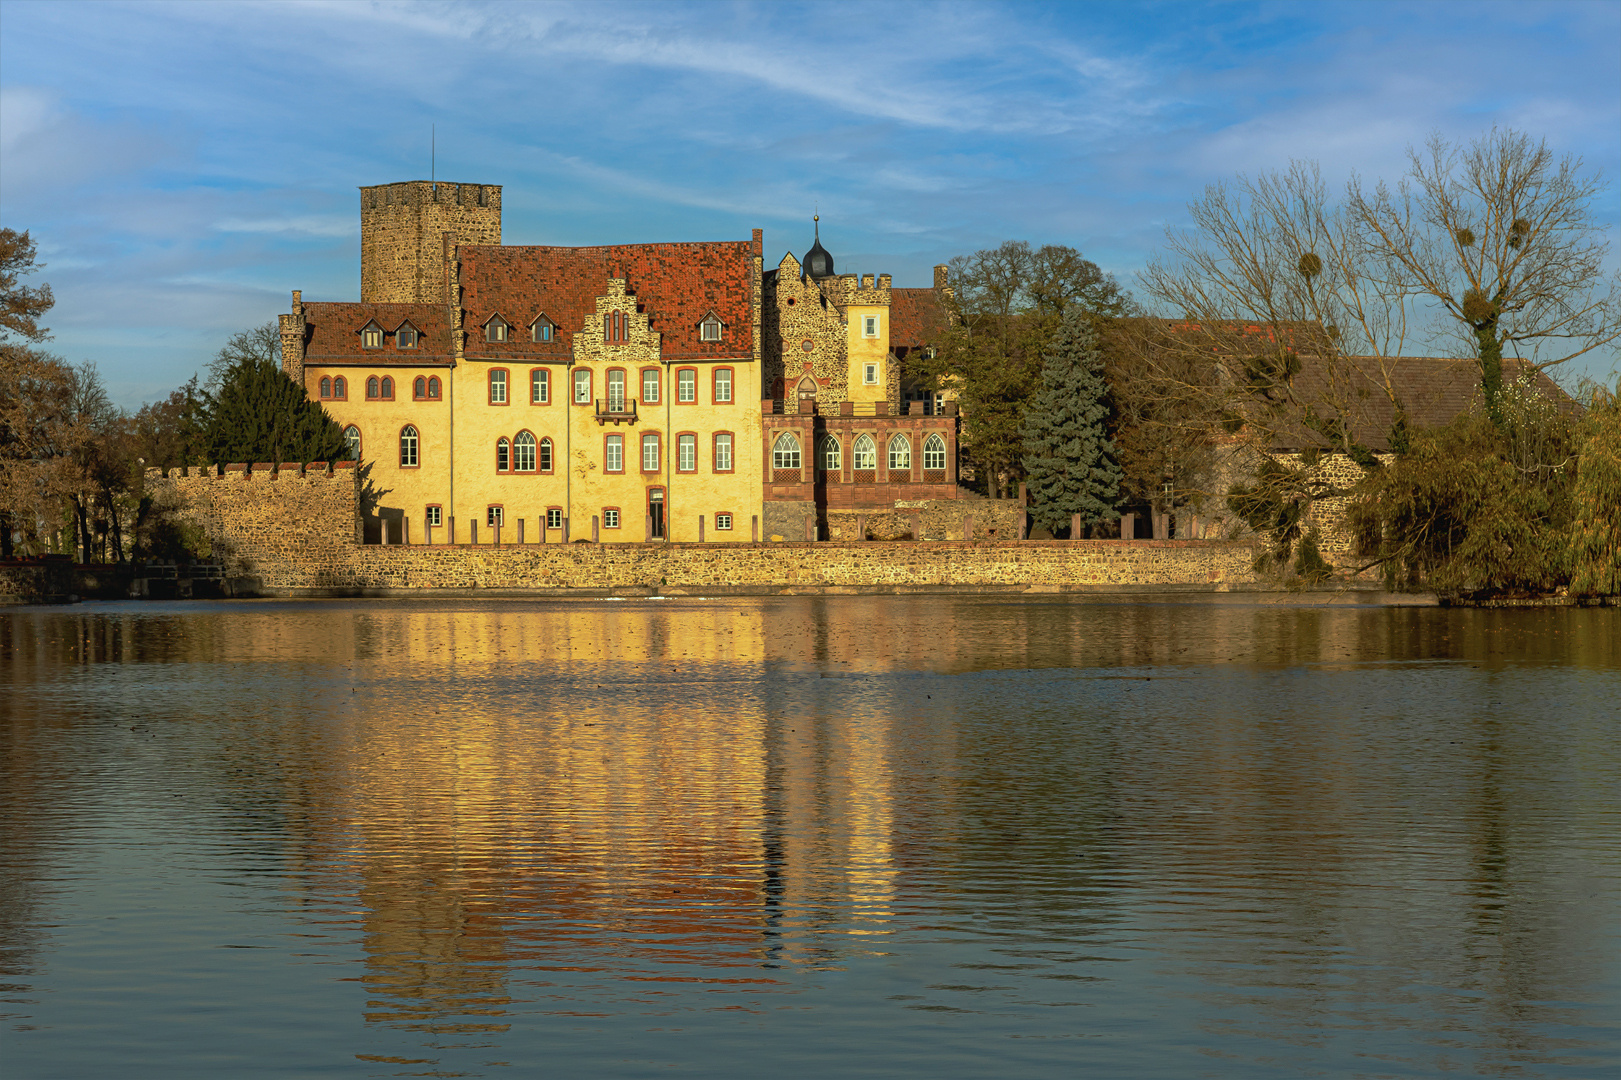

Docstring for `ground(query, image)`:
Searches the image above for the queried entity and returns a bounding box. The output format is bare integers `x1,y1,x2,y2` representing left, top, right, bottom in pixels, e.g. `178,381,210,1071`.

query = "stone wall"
828,497,1022,541
137,463,1262,594
360,181,502,305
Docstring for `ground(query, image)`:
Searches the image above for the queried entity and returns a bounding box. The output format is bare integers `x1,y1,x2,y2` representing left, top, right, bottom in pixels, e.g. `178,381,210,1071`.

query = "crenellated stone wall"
138,460,1266,595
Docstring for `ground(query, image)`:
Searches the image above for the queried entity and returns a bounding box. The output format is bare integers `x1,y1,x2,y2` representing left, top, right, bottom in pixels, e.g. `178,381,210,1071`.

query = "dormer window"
530,316,555,343
396,324,419,349
700,314,723,342
361,322,383,349
485,316,509,343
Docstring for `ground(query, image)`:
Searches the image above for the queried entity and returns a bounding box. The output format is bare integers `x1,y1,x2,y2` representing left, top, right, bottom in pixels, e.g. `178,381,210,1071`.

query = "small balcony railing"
594,398,639,424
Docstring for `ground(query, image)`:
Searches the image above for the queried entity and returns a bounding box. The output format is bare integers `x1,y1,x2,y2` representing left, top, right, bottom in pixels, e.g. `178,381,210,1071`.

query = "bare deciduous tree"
1348,128,1620,423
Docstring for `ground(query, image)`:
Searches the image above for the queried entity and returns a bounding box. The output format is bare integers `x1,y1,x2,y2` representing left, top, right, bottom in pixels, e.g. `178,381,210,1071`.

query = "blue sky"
2,0,1617,408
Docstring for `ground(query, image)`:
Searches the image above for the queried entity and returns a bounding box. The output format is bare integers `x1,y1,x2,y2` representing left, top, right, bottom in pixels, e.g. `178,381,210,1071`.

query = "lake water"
2,597,1617,1078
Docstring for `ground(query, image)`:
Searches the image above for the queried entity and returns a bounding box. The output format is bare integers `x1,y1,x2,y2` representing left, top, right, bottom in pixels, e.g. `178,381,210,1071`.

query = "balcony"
594,398,639,424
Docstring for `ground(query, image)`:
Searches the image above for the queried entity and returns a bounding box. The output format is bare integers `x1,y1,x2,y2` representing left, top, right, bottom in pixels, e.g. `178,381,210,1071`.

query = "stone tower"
359,181,502,304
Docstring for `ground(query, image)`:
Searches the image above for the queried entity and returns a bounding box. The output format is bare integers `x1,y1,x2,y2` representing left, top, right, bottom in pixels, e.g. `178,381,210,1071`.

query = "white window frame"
546,508,563,529
604,508,620,529
772,433,801,470
852,434,876,470
532,368,549,403
514,431,536,472
574,369,591,404
426,505,442,528
864,363,879,385
608,369,626,412
399,425,419,468
888,434,911,470
820,435,841,472
343,425,362,461
714,367,732,403
715,513,733,531
700,317,722,342
678,433,696,472
489,369,508,404
923,434,947,470
678,369,696,402
714,433,733,472
486,505,504,527
642,368,660,404
642,433,660,472
605,434,624,473
863,315,879,338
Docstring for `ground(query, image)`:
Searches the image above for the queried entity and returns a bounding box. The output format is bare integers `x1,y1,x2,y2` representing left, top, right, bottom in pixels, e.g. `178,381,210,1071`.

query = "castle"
278,181,959,545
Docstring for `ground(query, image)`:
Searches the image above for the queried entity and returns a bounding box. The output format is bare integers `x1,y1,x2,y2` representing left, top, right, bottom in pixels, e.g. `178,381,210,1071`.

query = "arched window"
538,437,553,473
343,425,361,461
427,376,440,399
400,425,418,468
333,376,347,400
888,434,911,471
772,433,801,470
366,376,380,399
413,376,426,399
380,376,394,400
852,435,876,471
514,431,536,472
496,437,510,472
819,435,841,472
923,433,947,471
319,376,332,398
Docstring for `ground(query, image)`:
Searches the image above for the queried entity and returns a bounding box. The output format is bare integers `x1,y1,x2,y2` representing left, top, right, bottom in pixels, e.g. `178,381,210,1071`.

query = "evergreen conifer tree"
1020,313,1123,535
206,355,345,466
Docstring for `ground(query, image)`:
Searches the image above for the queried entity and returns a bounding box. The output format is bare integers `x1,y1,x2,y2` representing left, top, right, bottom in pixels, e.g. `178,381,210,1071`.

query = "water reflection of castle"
145,599,1607,1043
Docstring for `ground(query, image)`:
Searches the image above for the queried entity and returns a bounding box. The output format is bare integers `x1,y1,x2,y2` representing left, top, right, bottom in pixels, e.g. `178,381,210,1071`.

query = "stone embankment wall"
138,463,1261,595
826,497,1023,541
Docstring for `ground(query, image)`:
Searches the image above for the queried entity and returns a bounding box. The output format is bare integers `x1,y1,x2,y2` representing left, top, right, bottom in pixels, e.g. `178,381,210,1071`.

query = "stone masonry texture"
145,465,1260,593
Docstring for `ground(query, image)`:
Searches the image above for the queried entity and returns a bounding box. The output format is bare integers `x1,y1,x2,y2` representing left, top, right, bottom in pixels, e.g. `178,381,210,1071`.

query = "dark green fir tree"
1020,312,1123,536
205,355,345,466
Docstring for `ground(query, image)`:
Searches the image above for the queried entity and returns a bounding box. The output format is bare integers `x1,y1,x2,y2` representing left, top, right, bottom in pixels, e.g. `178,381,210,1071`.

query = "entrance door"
648,488,665,540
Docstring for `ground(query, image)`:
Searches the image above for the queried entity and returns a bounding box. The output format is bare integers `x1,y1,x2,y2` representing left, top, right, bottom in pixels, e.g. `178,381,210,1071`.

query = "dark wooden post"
1120,513,1134,540
381,518,390,546
517,518,525,544
562,517,570,543
805,515,815,541
1071,512,1083,540
856,514,867,541
592,515,599,542
471,519,478,545
494,521,501,548
698,515,705,542
911,512,922,540
752,515,759,542
449,518,456,544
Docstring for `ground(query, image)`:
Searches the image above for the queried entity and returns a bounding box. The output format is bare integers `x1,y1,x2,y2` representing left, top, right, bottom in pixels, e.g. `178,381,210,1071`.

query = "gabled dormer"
483,313,510,343
698,310,724,343
359,319,384,349
529,313,556,343
393,320,420,349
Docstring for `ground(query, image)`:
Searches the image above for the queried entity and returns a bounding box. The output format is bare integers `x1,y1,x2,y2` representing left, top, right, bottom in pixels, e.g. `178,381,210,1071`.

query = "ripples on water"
1,597,1617,1078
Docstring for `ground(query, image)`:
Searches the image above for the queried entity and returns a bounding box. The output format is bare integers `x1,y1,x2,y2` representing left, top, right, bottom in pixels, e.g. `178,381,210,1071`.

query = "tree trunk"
1477,322,1505,428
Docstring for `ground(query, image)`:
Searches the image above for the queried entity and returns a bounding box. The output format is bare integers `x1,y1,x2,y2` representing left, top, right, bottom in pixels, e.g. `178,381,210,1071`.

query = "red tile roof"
458,240,758,361
1268,356,1578,451
890,287,946,350
302,302,453,365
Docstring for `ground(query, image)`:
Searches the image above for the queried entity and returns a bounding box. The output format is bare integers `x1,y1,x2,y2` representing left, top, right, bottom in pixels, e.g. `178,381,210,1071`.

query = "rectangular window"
531,368,549,403
642,368,660,404
603,508,621,529
863,315,878,338
546,507,563,530
397,327,418,349
574,368,591,404
605,434,624,473
700,317,722,342
532,321,552,343
489,369,508,404
678,433,696,472
713,367,732,403
362,327,382,348
608,369,626,412
715,513,733,531
714,433,733,472
426,505,442,528
642,433,660,472
678,368,696,402
487,506,504,527
864,363,879,385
